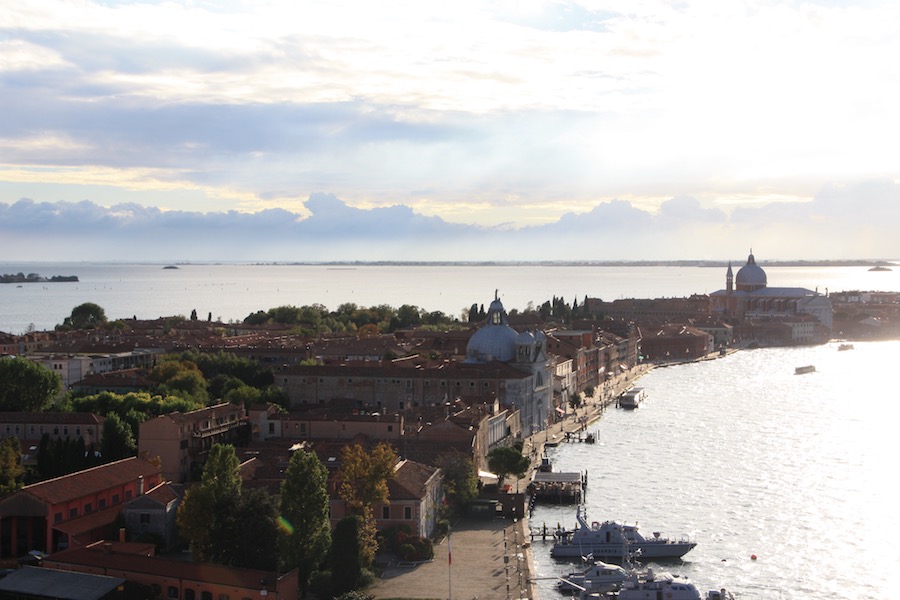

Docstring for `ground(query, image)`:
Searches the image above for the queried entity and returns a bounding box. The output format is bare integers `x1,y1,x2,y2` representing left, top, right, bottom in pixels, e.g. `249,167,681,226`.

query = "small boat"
557,559,628,594
617,387,645,409
550,506,695,560
616,569,734,600
838,343,854,351
794,365,816,375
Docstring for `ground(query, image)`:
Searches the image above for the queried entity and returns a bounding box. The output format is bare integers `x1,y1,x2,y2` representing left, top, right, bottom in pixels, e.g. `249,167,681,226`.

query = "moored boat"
550,506,695,560
615,569,734,600
556,559,628,594
838,343,854,351
617,387,645,409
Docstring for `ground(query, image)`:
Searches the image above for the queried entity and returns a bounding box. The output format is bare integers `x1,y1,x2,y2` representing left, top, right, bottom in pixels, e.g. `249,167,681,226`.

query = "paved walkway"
367,367,654,600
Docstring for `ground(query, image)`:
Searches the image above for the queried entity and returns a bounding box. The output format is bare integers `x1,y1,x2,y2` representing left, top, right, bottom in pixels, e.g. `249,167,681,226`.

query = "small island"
869,265,893,272
163,265,180,269
0,272,79,284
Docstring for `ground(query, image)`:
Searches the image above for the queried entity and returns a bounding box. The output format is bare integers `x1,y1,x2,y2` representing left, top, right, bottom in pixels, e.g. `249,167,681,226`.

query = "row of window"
53,490,133,523
292,377,495,389
382,505,413,520
159,586,251,600
3,425,94,437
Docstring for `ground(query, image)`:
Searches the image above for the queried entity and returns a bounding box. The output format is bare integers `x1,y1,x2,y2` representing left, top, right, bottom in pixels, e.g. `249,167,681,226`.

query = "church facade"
709,251,833,346
465,293,554,438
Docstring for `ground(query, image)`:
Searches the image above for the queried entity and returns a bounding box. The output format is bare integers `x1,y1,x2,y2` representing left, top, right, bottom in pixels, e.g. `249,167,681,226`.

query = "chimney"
119,528,126,543
137,475,144,495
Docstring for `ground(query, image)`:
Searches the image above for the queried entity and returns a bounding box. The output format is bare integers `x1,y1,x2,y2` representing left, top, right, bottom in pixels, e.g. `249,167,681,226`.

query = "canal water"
529,341,900,600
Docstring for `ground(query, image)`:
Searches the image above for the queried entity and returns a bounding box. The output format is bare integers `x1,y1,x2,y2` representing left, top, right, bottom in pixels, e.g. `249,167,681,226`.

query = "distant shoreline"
3,259,896,268
0,273,79,284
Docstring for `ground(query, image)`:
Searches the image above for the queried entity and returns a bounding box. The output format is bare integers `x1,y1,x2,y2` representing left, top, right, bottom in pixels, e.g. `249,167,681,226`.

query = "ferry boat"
550,506,696,560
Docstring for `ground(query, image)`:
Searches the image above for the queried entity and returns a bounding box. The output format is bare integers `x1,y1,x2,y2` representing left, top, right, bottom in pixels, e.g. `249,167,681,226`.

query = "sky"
2,0,899,262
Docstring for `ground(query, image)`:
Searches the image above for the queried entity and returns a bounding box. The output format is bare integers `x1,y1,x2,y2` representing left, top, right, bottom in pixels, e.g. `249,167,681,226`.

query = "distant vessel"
163,265,179,269
550,506,695,560
838,343,854,351
795,365,816,375
868,265,892,271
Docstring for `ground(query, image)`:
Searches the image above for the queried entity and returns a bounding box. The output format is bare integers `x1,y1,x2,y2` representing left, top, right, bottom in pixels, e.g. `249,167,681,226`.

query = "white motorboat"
557,559,628,594
551,506,695,560
615,569,734,600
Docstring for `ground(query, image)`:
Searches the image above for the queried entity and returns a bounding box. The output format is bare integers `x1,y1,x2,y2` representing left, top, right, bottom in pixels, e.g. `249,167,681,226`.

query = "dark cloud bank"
2,181,899,262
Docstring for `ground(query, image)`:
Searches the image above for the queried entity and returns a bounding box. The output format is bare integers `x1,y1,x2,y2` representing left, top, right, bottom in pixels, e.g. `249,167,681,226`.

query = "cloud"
2,184,899,262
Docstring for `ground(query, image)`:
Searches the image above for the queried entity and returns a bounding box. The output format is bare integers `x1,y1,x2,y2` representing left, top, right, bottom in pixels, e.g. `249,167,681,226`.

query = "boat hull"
550,540,696,560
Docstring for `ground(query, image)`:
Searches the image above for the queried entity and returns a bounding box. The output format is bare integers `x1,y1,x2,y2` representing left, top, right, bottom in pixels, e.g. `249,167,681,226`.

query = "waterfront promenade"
366,366,652,600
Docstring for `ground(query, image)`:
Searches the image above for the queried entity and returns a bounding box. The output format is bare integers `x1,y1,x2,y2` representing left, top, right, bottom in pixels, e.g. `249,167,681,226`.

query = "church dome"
466,294,519,362
735,251,767,291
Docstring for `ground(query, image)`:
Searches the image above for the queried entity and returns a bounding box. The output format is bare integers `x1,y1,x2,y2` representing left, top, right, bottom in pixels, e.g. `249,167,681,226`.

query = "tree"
337,443,398,566
0,437,25,495
330,516,363,596
487,446,530,490
435,451,478,516
279,449,332,597
62,302,107,329
100,413,137,461
0,357,61,411
232,488,278,570
176,444,242,563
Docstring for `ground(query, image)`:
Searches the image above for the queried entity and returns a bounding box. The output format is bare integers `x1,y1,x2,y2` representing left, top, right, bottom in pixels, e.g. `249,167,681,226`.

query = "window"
268,423,275,434
99,498,106,509
387,425,393,432
112,494,120,504
54,512,63,524
125,490,133,500
84,503,93,514
404,506,412,519
69,507,78,518
140,513,151,524
184,590,196,600
168,586,179,599
201,592,213,600
382,506,390,519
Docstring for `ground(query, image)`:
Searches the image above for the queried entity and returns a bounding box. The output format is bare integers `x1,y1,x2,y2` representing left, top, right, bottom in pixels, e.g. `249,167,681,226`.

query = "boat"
794,365,816,375
868,265,892,272
550,506,696,560
617,387,645,409
838,343,854,351
615,569,734,600
556,559,628,594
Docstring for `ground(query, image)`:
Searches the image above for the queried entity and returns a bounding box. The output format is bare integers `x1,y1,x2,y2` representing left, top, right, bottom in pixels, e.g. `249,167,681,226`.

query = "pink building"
0,456,162,558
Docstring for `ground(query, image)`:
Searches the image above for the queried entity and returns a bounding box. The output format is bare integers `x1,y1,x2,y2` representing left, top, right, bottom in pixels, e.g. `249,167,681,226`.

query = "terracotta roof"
46,544,288,592
52,504,121,536
22,457,161,505
387,460,439,501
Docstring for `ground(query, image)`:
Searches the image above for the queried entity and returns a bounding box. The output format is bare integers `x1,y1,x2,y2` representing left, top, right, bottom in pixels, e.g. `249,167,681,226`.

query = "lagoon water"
530,342,900,600
2,261,899,334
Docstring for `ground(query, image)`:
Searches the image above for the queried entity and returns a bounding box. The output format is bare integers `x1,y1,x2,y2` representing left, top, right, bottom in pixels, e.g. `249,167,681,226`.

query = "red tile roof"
22,457,161,505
